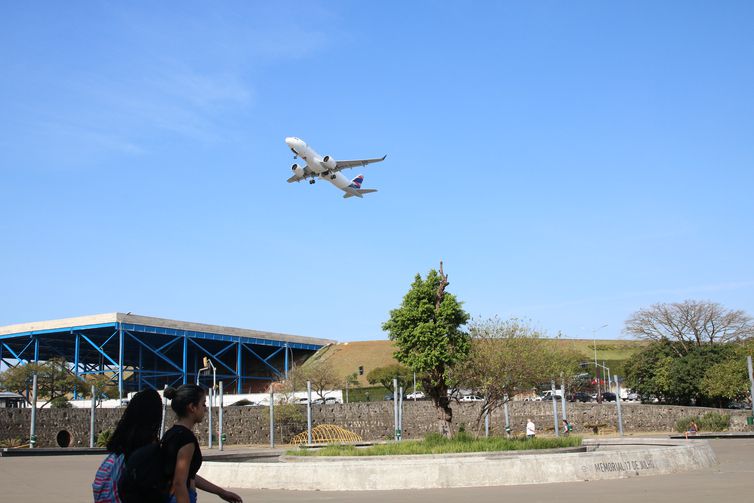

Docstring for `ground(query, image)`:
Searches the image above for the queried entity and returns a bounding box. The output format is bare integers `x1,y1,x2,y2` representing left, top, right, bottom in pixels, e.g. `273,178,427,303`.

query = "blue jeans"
167,488,197,503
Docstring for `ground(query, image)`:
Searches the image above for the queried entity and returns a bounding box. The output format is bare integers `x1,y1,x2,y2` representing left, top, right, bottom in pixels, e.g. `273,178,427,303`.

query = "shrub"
675,412,730,433
50,396,72,408
674,417,696,433
96,429,113,447
0,437,24,448
699,412,729,431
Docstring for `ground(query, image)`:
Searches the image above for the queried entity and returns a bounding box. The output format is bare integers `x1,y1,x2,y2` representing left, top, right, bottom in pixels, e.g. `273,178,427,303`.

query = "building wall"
1,402,751,448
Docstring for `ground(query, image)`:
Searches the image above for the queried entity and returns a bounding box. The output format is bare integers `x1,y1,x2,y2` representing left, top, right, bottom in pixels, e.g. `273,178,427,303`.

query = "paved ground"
1,439,752,502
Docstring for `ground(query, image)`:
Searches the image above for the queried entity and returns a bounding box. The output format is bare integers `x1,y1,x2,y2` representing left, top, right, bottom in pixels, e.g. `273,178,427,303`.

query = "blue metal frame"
0,320,325,396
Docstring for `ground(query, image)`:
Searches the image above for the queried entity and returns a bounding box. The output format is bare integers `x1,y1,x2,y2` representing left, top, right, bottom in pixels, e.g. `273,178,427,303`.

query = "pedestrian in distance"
562,419,572,436
685,419,699,440
93,389,163,503
526,418,536,439
162,384,242,503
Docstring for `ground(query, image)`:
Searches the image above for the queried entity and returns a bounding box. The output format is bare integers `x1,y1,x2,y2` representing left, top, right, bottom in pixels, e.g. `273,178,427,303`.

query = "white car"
459,395,484,402
406,391,425,400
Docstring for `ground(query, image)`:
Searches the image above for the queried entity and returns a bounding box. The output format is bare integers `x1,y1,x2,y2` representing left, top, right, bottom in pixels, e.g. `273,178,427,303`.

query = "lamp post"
592,324,608,400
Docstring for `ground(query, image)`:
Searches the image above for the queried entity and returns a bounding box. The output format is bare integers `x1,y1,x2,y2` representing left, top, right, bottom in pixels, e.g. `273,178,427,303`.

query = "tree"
453,317,582,432
286,359,343,401
366,364,413,393
382,262,470,437
624,340,735,405
624,300,754,357
700,339,754,405
0,358,86,407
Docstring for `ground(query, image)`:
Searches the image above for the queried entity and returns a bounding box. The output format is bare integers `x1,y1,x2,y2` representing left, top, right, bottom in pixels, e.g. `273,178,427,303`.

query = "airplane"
285,137,386,198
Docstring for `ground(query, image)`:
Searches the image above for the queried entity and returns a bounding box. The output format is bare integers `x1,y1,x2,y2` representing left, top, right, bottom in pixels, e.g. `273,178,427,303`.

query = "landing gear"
330,174,336,180
309,179,316,185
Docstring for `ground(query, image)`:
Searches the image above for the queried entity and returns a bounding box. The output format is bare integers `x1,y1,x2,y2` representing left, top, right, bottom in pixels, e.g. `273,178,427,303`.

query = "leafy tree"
366,364,413,393
453,318,582,432
382,262,470,437
286,359,343,401
624,340,735,405
624,300,754,357
0,358,86,407
700,339,754,405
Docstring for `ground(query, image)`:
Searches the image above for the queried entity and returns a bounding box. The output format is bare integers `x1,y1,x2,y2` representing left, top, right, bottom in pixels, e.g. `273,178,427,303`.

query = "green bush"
50,396,72,408
0,437,24,448
699,412,729,431
675,412,730,433
674,417,695,433
96,429,113,447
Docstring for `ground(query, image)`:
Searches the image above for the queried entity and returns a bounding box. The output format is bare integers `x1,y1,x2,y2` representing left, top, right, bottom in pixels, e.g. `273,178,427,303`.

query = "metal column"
118,325,124,402
182,334,188,385
73,333,80,400
138,345,143,391
284,344,289,379
236,342,242,394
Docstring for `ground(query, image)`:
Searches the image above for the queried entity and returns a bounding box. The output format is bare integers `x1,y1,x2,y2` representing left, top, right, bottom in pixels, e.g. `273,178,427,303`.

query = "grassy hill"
301,338,646,388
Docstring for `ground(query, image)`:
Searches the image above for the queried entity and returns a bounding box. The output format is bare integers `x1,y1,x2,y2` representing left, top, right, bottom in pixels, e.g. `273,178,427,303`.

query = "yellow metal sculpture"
291,424,362,445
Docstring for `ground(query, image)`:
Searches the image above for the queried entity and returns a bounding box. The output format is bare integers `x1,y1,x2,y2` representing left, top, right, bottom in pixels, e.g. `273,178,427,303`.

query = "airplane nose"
285,137,295,146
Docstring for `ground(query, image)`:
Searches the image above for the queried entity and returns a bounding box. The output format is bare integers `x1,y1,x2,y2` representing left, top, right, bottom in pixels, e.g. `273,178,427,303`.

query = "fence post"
615,375,624,437
29,373,38,448
219,381,224,451
551,380,559,437
307,380,312,445
89,385,96,448
269,389,274,448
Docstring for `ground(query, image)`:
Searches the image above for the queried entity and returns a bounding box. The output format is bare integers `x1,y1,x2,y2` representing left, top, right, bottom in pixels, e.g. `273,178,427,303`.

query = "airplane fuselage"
285,137,352,191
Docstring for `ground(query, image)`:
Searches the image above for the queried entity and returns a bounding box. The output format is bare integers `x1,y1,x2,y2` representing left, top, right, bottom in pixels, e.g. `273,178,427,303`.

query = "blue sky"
2,1,753,342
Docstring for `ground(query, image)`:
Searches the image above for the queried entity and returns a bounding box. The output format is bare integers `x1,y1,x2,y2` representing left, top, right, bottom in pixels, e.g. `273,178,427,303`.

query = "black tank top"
162,424,202,484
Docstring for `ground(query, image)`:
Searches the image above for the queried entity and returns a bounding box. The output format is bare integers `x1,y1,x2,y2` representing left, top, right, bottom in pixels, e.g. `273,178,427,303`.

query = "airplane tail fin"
349,174,364,189
343,189,378,199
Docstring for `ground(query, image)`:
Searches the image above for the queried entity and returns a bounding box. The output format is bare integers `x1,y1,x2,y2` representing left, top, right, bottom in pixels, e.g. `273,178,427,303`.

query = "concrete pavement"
0,439,751,502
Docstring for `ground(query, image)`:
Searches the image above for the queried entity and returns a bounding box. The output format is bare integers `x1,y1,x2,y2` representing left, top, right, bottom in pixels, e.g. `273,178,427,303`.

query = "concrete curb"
199,438,717,491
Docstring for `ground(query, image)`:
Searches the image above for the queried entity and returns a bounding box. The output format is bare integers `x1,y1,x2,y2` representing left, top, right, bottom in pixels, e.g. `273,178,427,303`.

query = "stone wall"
1,401,751,448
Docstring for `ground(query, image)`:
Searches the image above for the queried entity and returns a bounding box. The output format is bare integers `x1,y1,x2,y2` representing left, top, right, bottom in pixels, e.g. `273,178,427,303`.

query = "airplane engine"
321,155,337,171
291,163,305,177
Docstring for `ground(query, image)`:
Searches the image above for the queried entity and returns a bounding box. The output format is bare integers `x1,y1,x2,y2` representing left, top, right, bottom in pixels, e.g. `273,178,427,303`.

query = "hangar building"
0,313,334,400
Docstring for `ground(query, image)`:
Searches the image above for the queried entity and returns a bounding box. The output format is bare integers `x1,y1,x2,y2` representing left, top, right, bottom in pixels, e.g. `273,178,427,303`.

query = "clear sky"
2,1,753,343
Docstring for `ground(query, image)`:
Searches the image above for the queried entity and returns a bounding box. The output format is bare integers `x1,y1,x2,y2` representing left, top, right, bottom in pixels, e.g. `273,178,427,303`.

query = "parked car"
601,392,617,402
384,393,404,401
626,392,640,402
459,395,484,402
542,394,563,401
312,396,341,405
568,392,592,402
727,401,751,410
406,391,425,400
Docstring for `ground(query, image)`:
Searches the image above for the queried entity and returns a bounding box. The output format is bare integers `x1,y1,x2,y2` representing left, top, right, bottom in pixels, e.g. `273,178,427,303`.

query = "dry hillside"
300,338,646,386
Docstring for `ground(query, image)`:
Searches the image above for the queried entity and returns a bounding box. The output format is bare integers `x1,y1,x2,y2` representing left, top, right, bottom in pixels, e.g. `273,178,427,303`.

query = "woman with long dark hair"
162,384,242,503
93,389,163,503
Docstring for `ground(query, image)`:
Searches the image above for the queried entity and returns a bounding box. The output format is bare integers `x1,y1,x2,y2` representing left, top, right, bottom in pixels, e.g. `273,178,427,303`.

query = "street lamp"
592,324,608,399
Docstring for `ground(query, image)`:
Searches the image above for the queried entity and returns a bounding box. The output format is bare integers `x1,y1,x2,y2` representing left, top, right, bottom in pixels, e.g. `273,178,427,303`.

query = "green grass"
287,433,582,456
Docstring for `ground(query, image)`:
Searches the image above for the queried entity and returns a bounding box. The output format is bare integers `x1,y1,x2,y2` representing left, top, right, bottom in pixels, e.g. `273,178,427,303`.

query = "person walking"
526,418,536,439
562,419,572,436
162,384,242,503
93,389,163,503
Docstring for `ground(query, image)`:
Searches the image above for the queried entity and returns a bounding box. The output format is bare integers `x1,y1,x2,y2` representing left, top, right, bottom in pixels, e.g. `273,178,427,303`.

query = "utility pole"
747,356,754,421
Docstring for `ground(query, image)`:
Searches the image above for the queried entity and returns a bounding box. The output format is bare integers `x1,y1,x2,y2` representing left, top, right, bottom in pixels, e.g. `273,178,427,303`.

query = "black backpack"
118,442,173,503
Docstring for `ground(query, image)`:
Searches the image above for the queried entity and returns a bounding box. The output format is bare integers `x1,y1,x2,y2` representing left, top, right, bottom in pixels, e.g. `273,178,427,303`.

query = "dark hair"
163,384,205,417
107,389,163,458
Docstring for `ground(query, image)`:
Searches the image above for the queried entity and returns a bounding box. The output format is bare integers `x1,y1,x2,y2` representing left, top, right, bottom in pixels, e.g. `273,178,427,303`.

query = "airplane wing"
335,155,387,171
286,166,316,183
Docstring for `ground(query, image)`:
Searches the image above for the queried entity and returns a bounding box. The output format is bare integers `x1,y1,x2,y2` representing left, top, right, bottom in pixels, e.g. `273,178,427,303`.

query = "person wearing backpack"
92,389,163,503
162,384,242,503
